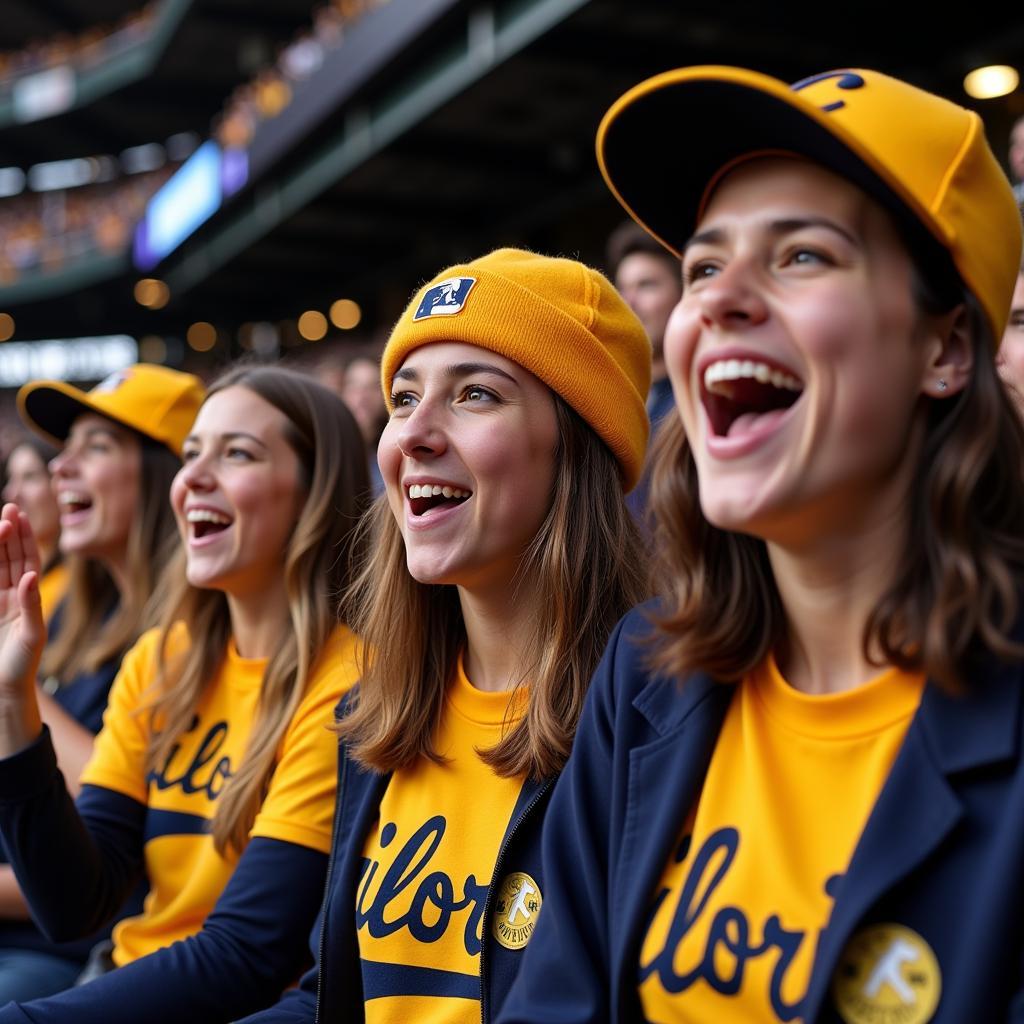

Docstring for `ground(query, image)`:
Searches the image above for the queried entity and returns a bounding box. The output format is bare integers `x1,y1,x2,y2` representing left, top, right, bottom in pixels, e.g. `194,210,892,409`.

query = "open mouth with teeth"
58,491,93,516
187,508,233,539
406,483,472,517
701,358,804,437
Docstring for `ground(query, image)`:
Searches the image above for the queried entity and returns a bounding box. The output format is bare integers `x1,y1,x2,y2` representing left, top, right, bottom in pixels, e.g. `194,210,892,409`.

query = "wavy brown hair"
144,365,370,856
41,437,180,684
648,251,1024,689
339,398,648,781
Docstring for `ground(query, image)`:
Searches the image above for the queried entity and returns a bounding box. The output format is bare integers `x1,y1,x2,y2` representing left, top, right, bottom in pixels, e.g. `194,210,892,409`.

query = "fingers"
0,504,40,592
0,505,19,592
16,571,44,653
17,511,41,577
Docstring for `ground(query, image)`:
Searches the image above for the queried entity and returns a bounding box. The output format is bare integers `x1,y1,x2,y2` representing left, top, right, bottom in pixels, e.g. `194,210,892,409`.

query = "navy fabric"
44,602,121,737
498,602,1024,1023
238,689,554,1024
0,730,329,1023
0,950,81,1004
0,599,128,965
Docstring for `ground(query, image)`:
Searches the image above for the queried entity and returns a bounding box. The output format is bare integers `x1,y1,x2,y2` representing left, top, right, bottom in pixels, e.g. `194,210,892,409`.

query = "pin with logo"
832,923,941,1024
492,872,542,950
412,276,477,321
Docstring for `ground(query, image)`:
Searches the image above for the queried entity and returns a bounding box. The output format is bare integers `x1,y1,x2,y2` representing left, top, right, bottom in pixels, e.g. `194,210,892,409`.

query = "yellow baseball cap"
17,364,206,457
597,66,1022,342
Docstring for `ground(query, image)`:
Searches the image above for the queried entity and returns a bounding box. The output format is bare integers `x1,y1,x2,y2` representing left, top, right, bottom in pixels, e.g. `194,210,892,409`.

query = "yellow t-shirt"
638,656,925,1023
358,658,527,1024
38,562,68,623
79,622,360,966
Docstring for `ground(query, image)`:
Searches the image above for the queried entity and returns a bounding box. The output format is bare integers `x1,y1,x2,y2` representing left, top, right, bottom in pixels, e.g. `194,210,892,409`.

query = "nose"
49,447,75,478
178,452,216,491
394,399,448,459
698,257,769,331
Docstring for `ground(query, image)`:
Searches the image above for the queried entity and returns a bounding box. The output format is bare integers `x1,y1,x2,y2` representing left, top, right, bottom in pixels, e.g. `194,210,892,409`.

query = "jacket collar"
916,652,1023,773
632,667,726,736
632,647,1023,772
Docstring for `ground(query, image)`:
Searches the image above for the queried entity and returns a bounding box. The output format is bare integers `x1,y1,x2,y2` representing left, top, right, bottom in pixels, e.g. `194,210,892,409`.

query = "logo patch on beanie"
412,277,476,321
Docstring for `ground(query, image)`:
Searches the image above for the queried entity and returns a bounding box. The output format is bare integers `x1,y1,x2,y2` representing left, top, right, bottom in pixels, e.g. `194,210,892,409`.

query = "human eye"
389,390,418,412
226,446,254,461
785,246,831,267
182,446,200,463
461,384,498,404
682,258,719,289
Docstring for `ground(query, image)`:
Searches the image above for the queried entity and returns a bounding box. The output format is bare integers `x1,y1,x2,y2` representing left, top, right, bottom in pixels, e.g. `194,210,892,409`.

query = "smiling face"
666,157,948,545
3,444,60,550
378,341,559,592
171,386,305,597
49,414,142,563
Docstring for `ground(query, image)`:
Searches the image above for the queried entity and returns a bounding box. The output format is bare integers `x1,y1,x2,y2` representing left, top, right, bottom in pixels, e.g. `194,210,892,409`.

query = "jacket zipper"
314,740,349,1024
478,779,553,1024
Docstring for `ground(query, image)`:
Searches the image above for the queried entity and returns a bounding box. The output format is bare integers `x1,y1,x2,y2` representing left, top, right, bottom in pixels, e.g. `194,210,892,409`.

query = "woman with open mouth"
499,69,1024,1023
0,365,370,1023
0,364,203,1004
240,247,650,1024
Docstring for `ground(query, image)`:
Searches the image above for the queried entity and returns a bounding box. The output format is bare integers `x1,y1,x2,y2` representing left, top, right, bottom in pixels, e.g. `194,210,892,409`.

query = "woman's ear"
921,303,972,399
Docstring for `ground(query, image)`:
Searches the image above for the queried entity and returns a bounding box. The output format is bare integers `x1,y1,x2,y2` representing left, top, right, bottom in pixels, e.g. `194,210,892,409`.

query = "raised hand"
0,503,45,757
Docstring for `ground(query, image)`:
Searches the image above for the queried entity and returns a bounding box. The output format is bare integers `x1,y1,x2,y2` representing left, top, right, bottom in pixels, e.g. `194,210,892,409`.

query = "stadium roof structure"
2,0,1024,360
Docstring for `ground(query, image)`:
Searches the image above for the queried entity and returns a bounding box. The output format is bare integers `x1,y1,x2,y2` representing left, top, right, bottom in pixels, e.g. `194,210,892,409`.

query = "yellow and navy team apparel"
498,603,1024,1024
0,594,135,976
239,662,556,1024
0,623,360,1024
638,656,924,1021
357,657,527,1024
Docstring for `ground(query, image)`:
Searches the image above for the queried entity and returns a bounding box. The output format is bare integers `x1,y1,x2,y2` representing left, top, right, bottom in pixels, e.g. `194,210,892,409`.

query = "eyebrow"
684,216,858,253
183,431,269,449
71,424,124,444
392,361,519,385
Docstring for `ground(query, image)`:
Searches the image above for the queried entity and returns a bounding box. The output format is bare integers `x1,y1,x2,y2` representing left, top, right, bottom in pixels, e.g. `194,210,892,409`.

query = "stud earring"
937,379,948,391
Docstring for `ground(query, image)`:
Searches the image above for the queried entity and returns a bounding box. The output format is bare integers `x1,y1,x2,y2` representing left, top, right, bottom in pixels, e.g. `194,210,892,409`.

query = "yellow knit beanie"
381,248,652,492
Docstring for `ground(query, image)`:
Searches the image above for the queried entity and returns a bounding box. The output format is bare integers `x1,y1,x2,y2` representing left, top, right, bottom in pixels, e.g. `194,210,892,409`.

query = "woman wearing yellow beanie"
239,247,651,1024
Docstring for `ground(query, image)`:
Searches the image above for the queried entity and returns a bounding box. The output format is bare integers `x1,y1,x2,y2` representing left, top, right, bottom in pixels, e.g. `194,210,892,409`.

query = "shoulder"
307,625,361,692
587,600,726,744
596,600,665,694
115,623,188,683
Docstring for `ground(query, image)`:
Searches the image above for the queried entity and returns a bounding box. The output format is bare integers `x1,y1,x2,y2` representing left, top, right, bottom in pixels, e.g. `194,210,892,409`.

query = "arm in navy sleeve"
0,728,146,941
235,953,319,1024
496,614,628,1024
0,837,329,1024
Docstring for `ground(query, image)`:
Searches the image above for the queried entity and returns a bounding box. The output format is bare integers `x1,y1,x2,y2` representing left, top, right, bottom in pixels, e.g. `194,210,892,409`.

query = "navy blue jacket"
0,729,329,1023
499,604,1024,1023
238,691,554,1024
0,602,129,965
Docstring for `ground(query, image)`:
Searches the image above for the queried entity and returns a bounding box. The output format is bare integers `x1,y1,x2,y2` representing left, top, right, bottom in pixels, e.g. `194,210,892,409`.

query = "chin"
699,487,777,537
404,555,460,588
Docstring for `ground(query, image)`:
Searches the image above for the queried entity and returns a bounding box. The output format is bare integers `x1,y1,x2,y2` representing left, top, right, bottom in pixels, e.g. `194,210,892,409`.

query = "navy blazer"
498,603,1024,1023
238,690,554,1024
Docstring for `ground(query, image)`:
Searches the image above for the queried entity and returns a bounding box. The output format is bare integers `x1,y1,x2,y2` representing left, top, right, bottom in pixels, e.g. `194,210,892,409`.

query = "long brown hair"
648,257,1024,689
41,438,180,683
339,397,649,782
144,364,370,857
